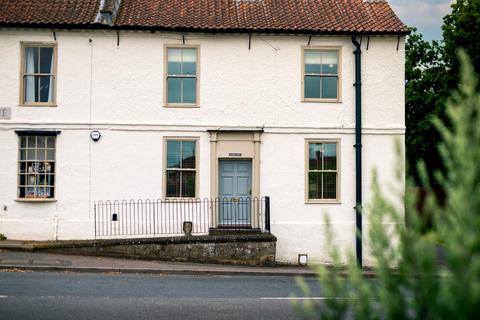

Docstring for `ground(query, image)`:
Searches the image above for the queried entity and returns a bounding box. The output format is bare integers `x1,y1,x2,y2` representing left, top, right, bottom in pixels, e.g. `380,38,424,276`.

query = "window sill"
305,200,342,204
19,104,57,108
301,99,342,104
163,104,200,108
15,198,57,203
164,197,199,201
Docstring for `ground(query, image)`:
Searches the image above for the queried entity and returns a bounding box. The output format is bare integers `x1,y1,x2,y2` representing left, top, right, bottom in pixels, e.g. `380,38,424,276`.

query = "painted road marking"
261,297,364,300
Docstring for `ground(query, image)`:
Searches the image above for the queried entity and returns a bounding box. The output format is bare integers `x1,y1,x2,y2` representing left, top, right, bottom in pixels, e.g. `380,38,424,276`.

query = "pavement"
0,240,377,277
0,249,321,277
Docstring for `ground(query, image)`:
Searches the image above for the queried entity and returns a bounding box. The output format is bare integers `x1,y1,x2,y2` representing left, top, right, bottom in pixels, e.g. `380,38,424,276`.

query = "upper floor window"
20,43,57,106
18,133,57,200
306,140,340,202
302,48,340,102
165,47,199,107
165,139,197,198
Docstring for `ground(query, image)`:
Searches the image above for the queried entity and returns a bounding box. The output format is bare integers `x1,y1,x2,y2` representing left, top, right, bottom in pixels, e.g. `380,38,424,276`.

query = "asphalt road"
0,271,322,320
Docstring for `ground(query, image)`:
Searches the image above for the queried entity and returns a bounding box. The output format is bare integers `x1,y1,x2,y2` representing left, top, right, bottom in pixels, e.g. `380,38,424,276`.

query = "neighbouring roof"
0,0,409,35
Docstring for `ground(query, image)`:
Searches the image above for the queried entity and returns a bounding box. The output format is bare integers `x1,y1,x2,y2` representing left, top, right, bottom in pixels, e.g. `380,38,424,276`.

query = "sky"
389,0,454,41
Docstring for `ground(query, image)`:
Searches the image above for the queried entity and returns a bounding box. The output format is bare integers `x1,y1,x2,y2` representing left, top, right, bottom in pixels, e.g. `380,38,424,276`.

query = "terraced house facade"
0,0,408,265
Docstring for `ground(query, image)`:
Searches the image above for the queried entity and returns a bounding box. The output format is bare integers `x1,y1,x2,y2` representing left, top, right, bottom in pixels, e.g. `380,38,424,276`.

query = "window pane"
47,150,55,161
321,51,338,75
181,141,196,169
24,47,39,74
19,149,26,161
39,75,53,103
182,78,196,103
48,175,55,187
19,162,27,173
37,136,46,148
27,136,36,148
167,48,182,75
324,143,337,170
305,76,320,99
167,141,181,168
305,51,321,74
166,171,180,197
182,49,197,75
24,75,38,102
19,174,26,186
321,77,338,99
27,149,35,160
167,78,182,103
322,172,337,199
40,47,54,74
181,171,196,198
20,137,27,148
308,172,322,199
45,162,54,173
309,143,322,170
19,186,26,198
38,149,46,160
47,136,55,148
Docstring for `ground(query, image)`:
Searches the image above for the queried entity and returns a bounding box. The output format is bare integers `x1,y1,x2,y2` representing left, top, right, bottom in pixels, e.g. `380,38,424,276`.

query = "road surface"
0,271,322,319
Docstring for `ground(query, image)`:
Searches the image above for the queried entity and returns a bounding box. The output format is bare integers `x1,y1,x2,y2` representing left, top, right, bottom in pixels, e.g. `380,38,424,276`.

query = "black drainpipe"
352,35,363,268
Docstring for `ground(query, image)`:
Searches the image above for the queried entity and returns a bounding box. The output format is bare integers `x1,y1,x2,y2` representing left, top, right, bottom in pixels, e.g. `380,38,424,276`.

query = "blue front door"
219,160,252,226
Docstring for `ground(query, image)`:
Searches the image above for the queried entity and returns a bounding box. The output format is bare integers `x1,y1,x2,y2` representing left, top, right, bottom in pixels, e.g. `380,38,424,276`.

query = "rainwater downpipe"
352,35,363,268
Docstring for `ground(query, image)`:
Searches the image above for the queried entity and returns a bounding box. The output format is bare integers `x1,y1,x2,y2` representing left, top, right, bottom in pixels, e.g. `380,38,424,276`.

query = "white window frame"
305,139,341,203
17,134,57,202
164,45,200,108
301,47,342,103
163,137,200,199
19,42,58,107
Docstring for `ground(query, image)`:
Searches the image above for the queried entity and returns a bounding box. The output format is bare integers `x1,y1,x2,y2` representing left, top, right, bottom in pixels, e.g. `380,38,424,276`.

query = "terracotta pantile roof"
0,0,408,34
0,0,100,26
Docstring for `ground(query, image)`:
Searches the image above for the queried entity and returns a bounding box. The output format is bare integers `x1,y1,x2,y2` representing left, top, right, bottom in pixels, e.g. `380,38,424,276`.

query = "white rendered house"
0,0,407,265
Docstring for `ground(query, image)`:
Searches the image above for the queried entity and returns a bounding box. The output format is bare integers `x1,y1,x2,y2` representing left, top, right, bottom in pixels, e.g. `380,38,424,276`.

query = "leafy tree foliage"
443,0,480,88
407,0,480,184
405,29,448,182
295,53,480,319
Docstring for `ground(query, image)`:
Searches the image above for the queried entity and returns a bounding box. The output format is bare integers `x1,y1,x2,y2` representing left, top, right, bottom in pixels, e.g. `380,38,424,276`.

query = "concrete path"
0,250,320,277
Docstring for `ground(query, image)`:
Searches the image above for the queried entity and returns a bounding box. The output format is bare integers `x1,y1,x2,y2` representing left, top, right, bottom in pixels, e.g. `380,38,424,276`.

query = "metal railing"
94,196,270,239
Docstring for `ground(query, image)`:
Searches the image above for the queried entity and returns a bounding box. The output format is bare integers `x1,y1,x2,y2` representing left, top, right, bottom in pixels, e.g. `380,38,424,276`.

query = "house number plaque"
229,153,242,157
0,107,11,120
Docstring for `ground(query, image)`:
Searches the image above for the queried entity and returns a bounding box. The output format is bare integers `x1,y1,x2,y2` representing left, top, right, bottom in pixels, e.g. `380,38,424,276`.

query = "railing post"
265,196,270,233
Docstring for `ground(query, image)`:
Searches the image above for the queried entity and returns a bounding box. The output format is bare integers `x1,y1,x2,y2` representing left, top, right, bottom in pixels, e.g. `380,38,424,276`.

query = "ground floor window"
306,140,339,201
165,139,197,198
18,134,56,199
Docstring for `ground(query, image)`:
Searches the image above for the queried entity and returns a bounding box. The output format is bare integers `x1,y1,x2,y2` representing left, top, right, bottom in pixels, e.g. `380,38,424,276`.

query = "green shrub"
295,52,480,319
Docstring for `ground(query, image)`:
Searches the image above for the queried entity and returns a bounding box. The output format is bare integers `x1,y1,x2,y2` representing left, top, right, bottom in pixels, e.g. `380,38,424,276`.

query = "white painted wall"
0,29,405,265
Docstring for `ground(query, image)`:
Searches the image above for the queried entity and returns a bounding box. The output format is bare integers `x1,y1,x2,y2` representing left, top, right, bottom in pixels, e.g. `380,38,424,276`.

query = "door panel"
219,160,252,225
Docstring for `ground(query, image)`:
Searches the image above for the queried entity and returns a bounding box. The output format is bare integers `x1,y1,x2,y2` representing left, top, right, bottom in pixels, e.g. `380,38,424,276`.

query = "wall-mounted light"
90,130,101,142
298,254,308,266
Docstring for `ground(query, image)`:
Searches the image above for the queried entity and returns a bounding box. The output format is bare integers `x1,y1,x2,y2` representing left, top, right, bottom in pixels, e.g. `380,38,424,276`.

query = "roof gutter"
0,23,411,36
352,34,363,268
